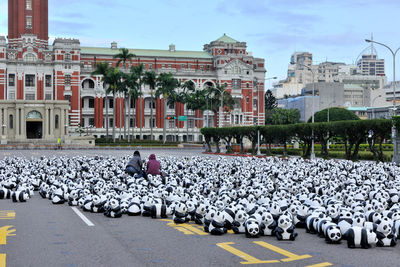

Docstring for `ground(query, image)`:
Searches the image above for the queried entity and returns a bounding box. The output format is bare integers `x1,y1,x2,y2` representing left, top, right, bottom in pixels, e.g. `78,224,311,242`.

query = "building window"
206,65,210,71
168,120,175,129
130,98,136,108
9,115,13,129
65,53,72,62
188,119,194,128
55,115,59,129
168,102,175,109
65,75,71,86
130,118,135,127
26,0,32,10
26,16,32,29
149,64,153,70
109,99,114,109
162,64,165,68
81,99,85,108
8,74,15,87
188,64,191,69
109,118,114,127
45,93,52,100
232,79,241,89
25,93,35,100
89,98,95,108
45,75,52,87
148,100,155,109
25,74,35,87
253,99,257,107
200,65,204,71
181,64,185,69
89,118,95,126
168,64,172,68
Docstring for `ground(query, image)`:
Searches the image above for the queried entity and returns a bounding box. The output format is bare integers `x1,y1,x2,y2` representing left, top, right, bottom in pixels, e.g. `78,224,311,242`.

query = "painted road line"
0,254,5,267
0,211,15,220
71,207,95,226
305,262,333,267
217,242,280,264
0,226,16,245
253,241,312,262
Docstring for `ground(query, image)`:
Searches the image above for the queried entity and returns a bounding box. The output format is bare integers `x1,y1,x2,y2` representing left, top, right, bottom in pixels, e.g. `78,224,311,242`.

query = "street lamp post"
297,63,316,160
371,94,382,119
327,101,336,150
366,39,400,163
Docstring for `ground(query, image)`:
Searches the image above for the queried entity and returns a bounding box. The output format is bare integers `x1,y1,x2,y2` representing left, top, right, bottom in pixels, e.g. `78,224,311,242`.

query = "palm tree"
180,80,196,142
92,62,110,140
103,67,123,142
131,64,145,139
143,71,157,141
113,48,135,69
206,83,235,127
124,69,140,142
156,72,179,143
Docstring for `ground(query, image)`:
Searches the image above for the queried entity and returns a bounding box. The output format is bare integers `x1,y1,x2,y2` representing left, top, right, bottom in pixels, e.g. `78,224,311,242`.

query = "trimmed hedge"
201,119,395,162
95,138,179,146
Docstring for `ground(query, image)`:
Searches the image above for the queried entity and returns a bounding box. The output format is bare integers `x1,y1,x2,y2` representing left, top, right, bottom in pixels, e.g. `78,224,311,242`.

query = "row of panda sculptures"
1,154,400,249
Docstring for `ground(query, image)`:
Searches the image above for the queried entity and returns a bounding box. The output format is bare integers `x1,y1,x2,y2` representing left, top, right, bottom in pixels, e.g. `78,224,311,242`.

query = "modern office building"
0,0,266,143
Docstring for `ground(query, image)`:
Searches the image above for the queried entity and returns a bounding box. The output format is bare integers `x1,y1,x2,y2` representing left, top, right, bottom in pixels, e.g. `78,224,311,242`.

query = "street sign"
178,116,187,121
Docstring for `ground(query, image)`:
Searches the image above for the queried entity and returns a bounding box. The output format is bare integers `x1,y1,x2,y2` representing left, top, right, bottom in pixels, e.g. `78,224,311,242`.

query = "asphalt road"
1,149,400,267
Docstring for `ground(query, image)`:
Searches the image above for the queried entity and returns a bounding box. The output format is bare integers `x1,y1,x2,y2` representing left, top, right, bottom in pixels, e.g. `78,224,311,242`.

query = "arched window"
9,115,13,129
55,115,59,129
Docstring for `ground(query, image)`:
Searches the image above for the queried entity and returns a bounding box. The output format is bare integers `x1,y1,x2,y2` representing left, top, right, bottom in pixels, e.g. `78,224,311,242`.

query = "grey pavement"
1,149,400,267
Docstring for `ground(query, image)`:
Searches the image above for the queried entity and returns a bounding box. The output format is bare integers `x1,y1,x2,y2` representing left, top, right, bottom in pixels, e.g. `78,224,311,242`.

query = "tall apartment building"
357,54,385,76
0,0,266,143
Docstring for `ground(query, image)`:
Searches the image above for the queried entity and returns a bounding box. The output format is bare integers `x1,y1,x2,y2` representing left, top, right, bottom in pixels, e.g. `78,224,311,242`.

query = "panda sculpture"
232,209,247,234
0,188,11,199
275,214,297,241
209,211,227,235
345,226,377,249
245,216,262,238
173,202,189,224
324,224,342,244
104,199,122,218
194,204,207,225
150,204,172,219
11,190,29,202
375,217,397,247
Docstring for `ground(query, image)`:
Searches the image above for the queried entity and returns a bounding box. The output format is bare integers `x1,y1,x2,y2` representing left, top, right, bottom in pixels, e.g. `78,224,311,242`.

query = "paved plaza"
1,149,400,267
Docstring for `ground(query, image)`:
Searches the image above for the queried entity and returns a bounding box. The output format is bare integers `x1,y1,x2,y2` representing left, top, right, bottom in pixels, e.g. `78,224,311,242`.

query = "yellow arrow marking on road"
253,241,312,262
305,262,333,267
0,211,15,220
217,242,280,264
0,254,5,267
0,226,16,245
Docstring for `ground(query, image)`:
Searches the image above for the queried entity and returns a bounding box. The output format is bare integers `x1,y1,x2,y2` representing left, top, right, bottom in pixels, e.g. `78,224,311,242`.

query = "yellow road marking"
0,226,16,245
0,211,15,220
172,226,195,235
0,254,5,267
217,242,280,264
253,241,312,262
306,262,333,267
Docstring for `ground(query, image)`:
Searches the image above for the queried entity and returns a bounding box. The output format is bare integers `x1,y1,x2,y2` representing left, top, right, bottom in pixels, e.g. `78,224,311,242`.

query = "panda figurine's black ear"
375,219,381,225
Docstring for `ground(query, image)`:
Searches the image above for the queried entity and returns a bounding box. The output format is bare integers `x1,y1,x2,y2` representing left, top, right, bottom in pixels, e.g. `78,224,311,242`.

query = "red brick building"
0,0,266,142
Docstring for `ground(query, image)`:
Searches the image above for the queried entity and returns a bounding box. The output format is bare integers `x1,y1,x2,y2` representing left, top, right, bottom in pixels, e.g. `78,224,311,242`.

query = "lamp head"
365,39,372,43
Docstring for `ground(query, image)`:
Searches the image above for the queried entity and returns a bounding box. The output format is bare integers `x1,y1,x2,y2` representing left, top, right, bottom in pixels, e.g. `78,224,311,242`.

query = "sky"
1,0,400,87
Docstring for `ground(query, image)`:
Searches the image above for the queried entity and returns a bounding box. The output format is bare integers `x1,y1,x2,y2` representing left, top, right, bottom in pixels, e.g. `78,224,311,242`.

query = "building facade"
0,0,266,143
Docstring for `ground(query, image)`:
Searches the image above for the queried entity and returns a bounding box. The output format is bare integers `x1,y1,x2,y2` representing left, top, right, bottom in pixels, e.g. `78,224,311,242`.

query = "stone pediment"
223,59,251,75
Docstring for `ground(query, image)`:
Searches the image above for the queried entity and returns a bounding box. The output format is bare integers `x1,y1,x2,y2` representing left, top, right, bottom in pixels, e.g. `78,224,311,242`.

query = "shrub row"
201,118,396,162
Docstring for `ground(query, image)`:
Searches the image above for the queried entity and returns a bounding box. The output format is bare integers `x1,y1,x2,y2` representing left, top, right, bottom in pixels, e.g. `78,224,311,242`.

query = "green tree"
264,90,277,124
123,69,141,141
206,83,235,127
131,64,145,139
113,48,135,69
103,67,123,142
309,107,360,122
92,62,110,140
266,108,300,125
156,72,179,143
143,71,157,140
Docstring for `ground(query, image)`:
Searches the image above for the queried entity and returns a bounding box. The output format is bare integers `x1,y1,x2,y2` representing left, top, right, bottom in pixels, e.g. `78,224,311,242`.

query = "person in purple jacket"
146,154,161,176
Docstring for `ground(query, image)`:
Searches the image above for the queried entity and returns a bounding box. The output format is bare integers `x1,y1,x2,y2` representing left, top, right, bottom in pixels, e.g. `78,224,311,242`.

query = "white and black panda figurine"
232,210,247,234
203,208,216,232
104,199,122,218
194,204,207,225
0,188,11,199
223,208,235,230
345,226,377,249
209,211,227,235
245,216,261,238
51,188,65,204
127,201,142,216
68,190,80,206
150,204,172,219
11,190,29,202
92,195,106,213
173,202,189,224
324,225,342,244
375,217,397,247
275,214,297,241
261,211,276,236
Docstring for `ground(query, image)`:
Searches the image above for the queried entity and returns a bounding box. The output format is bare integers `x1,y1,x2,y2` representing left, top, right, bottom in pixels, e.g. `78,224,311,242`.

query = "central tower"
8,0,48,47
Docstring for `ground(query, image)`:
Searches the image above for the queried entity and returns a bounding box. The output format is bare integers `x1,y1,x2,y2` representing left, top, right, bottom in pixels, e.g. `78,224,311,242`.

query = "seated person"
146,154,160,176
126,151,144,177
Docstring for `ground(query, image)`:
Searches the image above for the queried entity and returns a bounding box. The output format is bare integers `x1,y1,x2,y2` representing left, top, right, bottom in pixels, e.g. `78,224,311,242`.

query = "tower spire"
371,33,374,57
